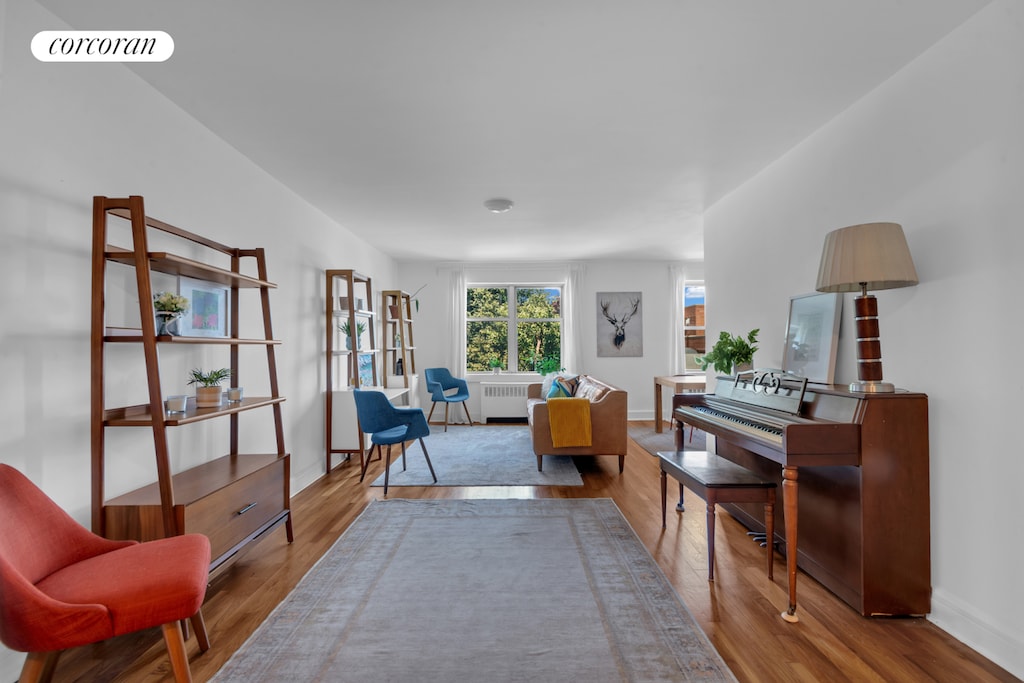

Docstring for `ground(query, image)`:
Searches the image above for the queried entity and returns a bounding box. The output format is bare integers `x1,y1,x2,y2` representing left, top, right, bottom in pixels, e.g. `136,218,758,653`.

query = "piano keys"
672,372,930,620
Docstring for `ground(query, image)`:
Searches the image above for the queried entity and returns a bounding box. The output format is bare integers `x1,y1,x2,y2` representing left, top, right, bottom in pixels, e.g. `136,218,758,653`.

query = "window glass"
683,283,706,371
466,285,562,373
467,287,508,317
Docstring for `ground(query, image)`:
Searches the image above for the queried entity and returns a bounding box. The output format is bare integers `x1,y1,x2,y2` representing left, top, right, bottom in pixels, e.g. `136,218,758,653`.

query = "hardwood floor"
49,423,1018,682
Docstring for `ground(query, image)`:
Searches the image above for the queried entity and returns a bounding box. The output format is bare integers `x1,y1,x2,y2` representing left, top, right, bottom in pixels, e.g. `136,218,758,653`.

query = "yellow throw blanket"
548,397,592,448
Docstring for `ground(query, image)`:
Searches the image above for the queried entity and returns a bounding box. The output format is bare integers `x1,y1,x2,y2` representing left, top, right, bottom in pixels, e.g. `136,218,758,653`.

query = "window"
466,285,562,373
683,283,705,371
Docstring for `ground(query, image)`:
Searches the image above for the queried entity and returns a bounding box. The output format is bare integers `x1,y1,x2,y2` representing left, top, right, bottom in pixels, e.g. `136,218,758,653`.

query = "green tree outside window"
466,286,561,373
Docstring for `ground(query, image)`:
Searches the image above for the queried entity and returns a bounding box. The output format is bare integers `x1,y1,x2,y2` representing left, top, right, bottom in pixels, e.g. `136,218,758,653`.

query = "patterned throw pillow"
547,381,570,398
555,375,579,397
575,379,607,401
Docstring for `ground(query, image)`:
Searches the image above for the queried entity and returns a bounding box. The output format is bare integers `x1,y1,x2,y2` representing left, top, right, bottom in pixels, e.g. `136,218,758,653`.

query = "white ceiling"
39,1,990,262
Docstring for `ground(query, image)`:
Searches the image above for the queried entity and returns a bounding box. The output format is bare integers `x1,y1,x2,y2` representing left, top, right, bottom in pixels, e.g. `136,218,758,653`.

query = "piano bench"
656,450,776,582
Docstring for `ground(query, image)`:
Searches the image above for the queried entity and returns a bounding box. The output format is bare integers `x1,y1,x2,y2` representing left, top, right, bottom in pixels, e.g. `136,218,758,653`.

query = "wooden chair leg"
427,402,438,423
419,438,437,483
360,441,382,467
443,403,450,432
358,445,377,482
19,651,61,683
462,401,473,426
383,445,393,496
401,441,407,471
161,621,193,683
190,609,211,652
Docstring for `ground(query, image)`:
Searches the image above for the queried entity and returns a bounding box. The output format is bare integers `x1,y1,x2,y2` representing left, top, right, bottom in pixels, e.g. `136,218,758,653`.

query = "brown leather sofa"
526,375,628,472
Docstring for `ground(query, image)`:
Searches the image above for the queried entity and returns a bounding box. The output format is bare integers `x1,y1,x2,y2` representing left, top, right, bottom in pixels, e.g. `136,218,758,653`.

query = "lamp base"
849,380,895,393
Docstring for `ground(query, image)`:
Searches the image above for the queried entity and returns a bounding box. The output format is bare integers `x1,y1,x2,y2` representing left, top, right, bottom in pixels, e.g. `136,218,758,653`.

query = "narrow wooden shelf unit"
91,195,294,576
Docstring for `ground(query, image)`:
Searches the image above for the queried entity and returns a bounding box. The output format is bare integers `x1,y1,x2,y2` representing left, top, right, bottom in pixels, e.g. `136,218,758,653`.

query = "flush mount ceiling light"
484,198,514,213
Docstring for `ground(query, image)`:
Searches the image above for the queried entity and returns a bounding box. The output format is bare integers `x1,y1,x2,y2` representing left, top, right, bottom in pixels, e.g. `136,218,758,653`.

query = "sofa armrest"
528,383,543,399
587,390,628,443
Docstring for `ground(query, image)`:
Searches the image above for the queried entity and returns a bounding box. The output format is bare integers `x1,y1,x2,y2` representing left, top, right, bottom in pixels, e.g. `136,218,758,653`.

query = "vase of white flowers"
153,291,189,336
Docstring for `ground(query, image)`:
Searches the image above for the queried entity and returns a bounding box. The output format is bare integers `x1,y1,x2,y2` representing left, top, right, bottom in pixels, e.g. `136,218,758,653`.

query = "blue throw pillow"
547,382,570,398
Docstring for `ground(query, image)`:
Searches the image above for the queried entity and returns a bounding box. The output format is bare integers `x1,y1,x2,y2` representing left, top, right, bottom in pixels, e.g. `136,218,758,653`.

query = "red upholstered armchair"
0,464,212,683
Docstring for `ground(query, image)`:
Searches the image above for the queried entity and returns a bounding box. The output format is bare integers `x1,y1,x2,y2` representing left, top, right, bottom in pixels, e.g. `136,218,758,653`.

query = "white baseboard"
928,587,1023,679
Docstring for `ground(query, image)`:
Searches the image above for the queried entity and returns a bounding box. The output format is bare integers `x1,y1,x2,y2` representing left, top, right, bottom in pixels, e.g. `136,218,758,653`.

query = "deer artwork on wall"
601,296,640,350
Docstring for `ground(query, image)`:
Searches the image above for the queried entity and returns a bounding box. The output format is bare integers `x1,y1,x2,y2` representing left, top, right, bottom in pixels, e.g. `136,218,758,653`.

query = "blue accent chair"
424,367,473,432
353,389,436,496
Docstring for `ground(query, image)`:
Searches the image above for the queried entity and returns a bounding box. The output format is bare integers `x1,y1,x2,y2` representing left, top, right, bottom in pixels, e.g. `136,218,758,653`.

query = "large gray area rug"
628,423,707,457
370,425,583,487
211,498,737,682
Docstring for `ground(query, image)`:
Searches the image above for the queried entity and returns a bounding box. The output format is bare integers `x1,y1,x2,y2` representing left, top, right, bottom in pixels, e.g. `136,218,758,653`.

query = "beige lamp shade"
815,222,919,293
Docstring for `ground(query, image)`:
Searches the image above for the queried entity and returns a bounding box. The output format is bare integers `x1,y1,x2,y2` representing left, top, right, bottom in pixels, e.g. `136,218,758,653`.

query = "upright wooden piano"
672,372,929,620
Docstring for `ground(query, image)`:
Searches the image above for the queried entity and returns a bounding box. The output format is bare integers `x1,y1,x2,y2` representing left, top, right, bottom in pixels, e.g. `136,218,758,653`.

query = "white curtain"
668,264,688,375
562,263,585,374
444,265,467,378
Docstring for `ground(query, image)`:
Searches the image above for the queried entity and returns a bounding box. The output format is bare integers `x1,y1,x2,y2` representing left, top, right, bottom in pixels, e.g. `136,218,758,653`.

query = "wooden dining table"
653,374,706,432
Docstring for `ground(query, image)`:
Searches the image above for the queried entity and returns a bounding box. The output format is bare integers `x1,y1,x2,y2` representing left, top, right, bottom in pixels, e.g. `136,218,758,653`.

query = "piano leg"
782,465,800,623
677,482,685,512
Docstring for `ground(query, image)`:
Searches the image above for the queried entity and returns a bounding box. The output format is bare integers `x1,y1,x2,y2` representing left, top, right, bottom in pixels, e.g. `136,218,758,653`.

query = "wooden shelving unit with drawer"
90,195,293,578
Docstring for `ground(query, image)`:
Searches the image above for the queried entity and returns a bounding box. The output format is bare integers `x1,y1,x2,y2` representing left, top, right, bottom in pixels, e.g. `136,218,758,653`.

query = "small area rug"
369,424,582,487
628,423,706,457
211,498,737,682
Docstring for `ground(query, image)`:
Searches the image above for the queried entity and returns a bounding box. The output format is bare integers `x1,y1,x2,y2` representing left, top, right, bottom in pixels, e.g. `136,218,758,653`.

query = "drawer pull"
236,502,258,515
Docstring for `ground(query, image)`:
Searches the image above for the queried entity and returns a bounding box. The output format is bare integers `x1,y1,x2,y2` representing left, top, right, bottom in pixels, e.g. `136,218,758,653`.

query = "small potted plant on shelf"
339,319,367,350
187,367,232,408
153,291,189,336
696,329,760,375
488,357,503,374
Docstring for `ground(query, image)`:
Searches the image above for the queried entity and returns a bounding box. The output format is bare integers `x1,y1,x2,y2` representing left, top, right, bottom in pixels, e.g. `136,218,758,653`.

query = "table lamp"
815,222,918,392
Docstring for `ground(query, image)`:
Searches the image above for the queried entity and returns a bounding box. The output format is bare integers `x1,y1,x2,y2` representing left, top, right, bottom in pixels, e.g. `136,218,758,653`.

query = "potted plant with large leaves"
187,367,232,408
339,319,367,350
696,329,760,375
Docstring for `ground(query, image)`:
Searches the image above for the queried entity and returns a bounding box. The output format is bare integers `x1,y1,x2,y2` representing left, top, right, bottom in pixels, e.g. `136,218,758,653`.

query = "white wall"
0,1,401,676
5,0,1019,677
397,260,703,421
703,1,1023,676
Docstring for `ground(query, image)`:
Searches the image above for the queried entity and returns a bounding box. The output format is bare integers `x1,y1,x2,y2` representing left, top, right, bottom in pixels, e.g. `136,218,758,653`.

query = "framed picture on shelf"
782,292,842,384
357,353,375,387
178,277,229,338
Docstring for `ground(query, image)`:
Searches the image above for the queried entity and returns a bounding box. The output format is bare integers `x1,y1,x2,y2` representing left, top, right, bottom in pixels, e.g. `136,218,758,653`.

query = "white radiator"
479,382,530,422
